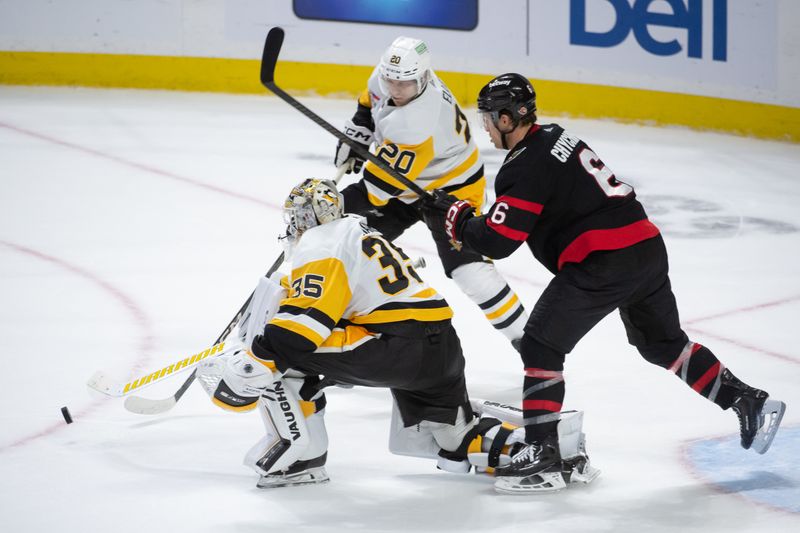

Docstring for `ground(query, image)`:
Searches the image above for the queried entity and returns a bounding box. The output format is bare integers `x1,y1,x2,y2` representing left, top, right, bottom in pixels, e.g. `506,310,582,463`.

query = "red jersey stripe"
522,399,562,412
496,195,544,214
557,219,660,270
487,219,529,241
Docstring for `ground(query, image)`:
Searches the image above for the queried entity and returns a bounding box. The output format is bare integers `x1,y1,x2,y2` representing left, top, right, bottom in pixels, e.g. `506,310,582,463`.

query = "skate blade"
751,399,786,455
571,464,601,484
256,467,329,489
494,471,567,495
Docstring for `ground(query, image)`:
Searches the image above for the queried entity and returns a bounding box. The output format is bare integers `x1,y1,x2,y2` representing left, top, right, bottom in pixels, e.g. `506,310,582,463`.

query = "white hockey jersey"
359,67,486,209
269,215,453,353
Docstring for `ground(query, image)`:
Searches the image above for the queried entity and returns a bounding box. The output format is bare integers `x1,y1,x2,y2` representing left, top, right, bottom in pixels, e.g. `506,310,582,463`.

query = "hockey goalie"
195,178,599,494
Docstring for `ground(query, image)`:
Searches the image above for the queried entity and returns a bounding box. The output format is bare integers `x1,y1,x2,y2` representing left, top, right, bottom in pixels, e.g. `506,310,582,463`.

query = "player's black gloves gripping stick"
421,189,475,244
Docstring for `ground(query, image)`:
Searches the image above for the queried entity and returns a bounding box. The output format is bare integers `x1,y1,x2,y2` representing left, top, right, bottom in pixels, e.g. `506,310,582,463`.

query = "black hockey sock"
520,335,565,442
666,341,736,409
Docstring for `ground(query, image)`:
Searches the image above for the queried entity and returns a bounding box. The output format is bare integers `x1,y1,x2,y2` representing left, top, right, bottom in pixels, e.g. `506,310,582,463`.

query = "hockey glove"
335,118,373,174
421,190,475,244
197,349,274,412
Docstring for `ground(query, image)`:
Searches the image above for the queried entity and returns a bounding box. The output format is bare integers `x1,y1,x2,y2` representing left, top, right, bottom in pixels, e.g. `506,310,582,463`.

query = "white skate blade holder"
495,469,568,495
256,466,329,489
751,399,786,455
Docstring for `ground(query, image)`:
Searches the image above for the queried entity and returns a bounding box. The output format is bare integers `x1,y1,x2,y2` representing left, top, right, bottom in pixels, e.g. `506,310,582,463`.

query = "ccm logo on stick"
570,0,727,61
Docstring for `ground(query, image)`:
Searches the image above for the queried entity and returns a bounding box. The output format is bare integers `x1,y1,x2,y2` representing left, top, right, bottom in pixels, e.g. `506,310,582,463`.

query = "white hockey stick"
87,342,227,398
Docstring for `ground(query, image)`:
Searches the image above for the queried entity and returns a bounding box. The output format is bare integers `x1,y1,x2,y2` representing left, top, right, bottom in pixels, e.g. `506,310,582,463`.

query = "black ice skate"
724,369,786,454
256,453,329,488
494,435,565,494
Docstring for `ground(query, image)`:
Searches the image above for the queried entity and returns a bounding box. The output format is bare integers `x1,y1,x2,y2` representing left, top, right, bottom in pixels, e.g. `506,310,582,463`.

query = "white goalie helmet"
378,36,432,102
282,178,344,244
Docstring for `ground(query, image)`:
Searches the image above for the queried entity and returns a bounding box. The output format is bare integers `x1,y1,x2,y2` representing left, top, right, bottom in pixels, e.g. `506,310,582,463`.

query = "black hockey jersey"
461,124,659,273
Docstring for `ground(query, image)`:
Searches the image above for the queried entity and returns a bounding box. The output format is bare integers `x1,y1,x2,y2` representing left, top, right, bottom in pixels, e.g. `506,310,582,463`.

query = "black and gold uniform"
254,214,470,426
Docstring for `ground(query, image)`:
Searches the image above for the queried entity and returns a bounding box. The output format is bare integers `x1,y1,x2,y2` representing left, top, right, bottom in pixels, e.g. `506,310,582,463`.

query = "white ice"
1,86,798,532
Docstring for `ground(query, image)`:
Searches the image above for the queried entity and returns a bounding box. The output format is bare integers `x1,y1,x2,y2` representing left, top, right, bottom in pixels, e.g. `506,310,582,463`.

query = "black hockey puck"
61,406,73,424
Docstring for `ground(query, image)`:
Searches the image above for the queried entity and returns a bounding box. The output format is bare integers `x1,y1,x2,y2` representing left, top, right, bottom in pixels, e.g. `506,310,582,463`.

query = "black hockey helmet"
477,73,537,127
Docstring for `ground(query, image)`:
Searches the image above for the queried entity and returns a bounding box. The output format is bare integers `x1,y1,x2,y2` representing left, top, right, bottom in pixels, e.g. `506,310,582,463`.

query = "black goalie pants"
276,322,472,428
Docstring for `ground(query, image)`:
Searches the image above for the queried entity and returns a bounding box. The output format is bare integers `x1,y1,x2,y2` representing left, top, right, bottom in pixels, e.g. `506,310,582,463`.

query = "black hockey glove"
421,189,475,244
335,118,373,174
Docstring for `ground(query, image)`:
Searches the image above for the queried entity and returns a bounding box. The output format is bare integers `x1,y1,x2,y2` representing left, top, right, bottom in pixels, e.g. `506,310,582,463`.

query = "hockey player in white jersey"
195,178,599,492
334,36,529,350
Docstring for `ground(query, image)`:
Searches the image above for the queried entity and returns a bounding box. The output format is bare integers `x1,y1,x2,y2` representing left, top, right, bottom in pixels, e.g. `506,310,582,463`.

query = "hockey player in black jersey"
421,73,786,494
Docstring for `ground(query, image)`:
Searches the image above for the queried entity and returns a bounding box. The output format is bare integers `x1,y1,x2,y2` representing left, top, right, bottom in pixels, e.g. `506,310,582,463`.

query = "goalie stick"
87,341,227,398
119,163,351,415
115,251,285,415
260,27,430,199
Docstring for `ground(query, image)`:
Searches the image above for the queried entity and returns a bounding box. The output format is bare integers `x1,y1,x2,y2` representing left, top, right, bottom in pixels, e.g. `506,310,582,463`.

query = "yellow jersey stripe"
350,306,453,324
320,325,376,349
270,318,326,347
425,147,480,191
411,287,439,299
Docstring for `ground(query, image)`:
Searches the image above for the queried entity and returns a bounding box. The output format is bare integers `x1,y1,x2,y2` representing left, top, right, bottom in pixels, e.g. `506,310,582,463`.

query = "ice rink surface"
1,86,799,532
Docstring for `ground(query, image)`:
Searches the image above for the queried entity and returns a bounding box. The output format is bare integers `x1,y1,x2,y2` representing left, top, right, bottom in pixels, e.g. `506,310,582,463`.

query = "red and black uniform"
459,124,737,442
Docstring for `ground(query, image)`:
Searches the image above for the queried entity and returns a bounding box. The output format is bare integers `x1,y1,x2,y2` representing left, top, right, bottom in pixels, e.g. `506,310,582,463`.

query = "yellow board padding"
1,51,797,142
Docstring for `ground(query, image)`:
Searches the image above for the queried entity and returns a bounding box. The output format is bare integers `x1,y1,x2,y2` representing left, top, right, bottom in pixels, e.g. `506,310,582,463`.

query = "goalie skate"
256,454,329,489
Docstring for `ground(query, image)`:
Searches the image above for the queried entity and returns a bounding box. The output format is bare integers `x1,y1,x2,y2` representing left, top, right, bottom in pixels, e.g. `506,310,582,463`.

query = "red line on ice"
0,120,279,211
0,241,156,452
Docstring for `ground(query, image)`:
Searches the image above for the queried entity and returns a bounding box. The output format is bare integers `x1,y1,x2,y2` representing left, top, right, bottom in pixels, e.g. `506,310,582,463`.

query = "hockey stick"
87,341,227,398
119,251,285,415
120,163,351,415
260,27,430,199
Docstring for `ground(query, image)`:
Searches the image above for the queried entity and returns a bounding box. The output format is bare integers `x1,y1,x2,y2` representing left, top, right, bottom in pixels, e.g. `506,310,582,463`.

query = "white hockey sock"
451,262,528,342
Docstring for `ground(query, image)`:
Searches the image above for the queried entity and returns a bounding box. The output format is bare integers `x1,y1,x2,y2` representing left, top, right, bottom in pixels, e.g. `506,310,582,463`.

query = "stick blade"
260,26,285,86
124,395,178,415
87,371,123,397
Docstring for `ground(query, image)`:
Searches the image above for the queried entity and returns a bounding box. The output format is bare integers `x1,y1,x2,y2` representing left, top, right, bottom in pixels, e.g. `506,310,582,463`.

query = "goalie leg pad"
388,400,482,473
244,376,329,484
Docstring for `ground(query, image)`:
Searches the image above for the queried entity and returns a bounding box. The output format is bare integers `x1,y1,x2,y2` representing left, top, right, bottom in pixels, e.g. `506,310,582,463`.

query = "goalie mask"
378,36,432,106
282,178,344,245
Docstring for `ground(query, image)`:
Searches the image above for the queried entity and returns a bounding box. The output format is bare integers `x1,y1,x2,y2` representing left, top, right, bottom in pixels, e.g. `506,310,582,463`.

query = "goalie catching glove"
197,347,275,412
334,118,374,174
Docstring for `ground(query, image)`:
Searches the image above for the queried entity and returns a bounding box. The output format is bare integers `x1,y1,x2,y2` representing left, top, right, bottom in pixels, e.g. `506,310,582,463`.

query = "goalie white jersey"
269,215,453,352
360,67,485,208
